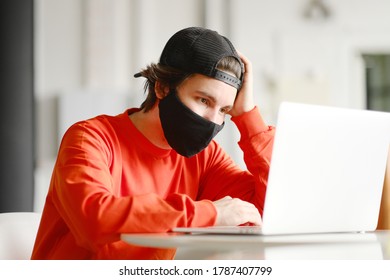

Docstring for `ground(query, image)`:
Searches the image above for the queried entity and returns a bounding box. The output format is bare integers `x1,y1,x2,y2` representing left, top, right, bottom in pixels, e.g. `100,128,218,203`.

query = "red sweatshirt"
31,106,274,259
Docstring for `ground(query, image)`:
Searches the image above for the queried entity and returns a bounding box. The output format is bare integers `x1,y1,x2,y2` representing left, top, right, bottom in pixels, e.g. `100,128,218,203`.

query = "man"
31,27,275,259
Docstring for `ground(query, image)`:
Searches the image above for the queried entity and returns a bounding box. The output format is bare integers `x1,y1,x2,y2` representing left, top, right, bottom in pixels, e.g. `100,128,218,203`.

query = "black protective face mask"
158,91,224,157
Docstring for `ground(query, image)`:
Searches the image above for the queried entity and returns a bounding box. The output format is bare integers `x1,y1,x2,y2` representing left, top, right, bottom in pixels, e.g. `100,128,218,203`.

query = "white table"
121,230,390,260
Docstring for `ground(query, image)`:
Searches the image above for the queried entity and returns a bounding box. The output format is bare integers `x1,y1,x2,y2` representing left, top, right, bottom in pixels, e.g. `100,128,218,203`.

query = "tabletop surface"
121,230,390,260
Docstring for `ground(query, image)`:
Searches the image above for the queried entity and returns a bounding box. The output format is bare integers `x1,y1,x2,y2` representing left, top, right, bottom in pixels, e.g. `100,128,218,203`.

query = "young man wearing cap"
31,27,275,259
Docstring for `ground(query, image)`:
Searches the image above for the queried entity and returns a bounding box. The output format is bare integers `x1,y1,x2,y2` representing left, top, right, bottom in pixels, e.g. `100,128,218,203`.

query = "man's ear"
155,81,170,100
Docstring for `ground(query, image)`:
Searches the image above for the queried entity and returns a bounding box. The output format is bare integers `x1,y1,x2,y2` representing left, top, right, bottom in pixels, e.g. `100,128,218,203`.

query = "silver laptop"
173,102,390,235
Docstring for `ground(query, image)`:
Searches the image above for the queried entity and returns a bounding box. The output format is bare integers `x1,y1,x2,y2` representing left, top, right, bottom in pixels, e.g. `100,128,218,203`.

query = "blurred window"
363,54,390,112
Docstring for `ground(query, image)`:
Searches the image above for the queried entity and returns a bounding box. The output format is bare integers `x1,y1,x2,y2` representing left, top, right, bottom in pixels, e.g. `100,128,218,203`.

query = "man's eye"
220,108,229,114
200,98,208,105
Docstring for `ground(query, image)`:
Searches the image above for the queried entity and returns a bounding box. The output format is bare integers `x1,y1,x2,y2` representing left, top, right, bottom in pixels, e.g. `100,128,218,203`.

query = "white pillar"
84,0,131,90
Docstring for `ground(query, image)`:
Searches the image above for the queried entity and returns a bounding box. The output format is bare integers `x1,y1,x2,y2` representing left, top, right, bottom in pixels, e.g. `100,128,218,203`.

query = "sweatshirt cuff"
190,200,217,227
231,106,268,141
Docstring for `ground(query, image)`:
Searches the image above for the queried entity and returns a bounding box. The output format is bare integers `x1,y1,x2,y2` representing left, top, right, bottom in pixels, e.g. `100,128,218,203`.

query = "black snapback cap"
135,27,244,90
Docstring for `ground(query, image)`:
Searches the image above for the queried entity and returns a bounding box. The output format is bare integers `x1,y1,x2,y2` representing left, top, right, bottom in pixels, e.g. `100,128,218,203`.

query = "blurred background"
0,0,389,214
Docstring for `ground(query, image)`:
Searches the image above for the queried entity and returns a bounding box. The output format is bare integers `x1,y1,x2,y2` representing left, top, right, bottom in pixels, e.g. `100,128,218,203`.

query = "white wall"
33,0,390,211
229,0,390,119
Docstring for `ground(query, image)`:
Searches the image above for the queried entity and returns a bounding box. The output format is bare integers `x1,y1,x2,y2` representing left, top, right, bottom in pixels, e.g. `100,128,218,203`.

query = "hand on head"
228,51,255,117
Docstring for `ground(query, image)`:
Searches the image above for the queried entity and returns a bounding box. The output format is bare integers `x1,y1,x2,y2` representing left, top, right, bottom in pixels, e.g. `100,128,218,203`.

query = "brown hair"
138,56,242,112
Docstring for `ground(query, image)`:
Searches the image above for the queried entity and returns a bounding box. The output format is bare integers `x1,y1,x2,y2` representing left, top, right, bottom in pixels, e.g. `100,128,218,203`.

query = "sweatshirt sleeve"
197,106,275,216
51,120,216,252
233,107,275,213
232,106,275,180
